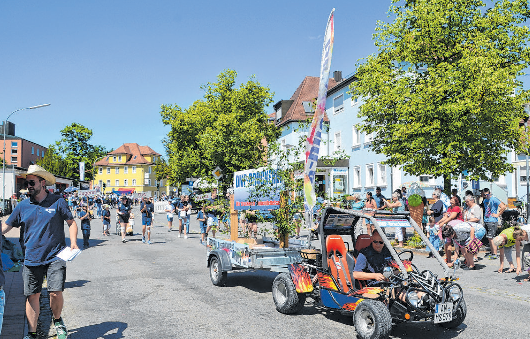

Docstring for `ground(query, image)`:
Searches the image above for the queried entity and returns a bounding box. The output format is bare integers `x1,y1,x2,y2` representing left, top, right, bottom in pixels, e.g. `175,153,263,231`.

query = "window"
132,179,136,186
118,155,122,162
378,163,386,185
113,156,117,162
115,167,119,174
148,166,152,174
353,166,361,188
99,167,103,174
37,149,39,156
98,180,102,188
31,146,34,155
42,151,44,157
11,156,17,163
106,179,111,187
146,179,151,186
333,94,344,114
419,175,433,183
124,179,128,186
115,179,119,186
352,126,360,146
11,149,17,154
334,131,341,151
494,175,506,186
276,107,282,120
132,166,136,173
124,166,128,174
351,96,359,106
365,132,374,144
366,164,374,187
11,141,17,148
302,101,314,114
106,167,111,174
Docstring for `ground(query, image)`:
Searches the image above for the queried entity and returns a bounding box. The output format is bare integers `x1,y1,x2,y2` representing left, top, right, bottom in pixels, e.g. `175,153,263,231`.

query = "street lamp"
2,103,50,214
525,103,530,221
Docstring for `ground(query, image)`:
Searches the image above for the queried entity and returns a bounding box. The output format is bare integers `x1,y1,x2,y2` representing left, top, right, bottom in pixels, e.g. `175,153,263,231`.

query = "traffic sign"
212,167,223,180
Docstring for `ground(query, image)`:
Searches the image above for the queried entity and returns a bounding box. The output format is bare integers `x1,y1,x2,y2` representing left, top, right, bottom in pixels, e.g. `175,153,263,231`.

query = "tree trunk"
443,174,452,195
279,232,289,248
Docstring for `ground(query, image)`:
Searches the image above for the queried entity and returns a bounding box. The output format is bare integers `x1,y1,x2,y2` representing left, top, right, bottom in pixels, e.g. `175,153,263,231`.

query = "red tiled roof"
276,76,338,127
94,143,161,166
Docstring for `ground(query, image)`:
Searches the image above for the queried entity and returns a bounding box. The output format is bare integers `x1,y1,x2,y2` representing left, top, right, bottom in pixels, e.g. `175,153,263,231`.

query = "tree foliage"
160,69,280,186
350,0,530,187
37,123,107,181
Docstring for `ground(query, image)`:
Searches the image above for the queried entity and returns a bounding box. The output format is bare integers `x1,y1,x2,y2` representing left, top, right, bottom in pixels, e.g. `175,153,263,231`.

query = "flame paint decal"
317,272,338,291
352,287,384,295
342,300,363,311
389,260,413,272
288,264,314,293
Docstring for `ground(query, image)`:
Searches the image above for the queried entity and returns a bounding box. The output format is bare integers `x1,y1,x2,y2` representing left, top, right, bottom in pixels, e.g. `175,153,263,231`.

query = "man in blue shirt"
2,165,78,339
482,188,506,259
373,187,387,210
140,196,154,244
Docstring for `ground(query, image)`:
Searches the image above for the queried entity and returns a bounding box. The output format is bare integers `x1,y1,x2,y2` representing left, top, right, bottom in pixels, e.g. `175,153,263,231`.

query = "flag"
304,9,335,212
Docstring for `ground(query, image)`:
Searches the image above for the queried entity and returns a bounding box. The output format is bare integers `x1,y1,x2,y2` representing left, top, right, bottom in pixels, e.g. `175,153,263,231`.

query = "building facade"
93,143,163,195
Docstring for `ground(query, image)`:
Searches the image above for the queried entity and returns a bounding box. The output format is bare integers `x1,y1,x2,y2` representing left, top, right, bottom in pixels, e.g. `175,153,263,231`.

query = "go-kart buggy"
271,207,466,339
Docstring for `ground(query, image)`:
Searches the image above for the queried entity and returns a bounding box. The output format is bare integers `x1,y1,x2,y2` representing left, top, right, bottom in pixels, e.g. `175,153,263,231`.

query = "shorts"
118,214,130,224
167,215,174,222
207,216,218,228
200,222,207,234
474,226,486,241
142,217,152,226
23,259,66,296
484,222,498,239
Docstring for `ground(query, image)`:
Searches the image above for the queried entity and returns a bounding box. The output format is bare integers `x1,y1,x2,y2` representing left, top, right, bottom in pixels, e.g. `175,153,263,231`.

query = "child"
426,216,440,258
198,205,207,244
79,205,91,249
128,212,135,235
101,204,111,236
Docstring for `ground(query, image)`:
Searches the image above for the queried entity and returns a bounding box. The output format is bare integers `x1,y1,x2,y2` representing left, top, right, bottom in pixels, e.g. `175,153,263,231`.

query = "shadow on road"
225,270,277,293
389,321,466,338
65,279,90,289
68,321,128,339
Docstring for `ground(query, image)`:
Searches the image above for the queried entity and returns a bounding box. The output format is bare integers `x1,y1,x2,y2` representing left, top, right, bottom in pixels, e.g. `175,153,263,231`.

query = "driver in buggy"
353,230,392,283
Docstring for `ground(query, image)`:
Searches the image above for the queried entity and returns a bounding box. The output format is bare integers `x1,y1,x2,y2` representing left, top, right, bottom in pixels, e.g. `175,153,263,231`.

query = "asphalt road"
42,206,530,339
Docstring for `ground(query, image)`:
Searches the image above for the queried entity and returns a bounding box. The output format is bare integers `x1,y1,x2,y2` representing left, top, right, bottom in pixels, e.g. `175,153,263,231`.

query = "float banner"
304,8,335,212
233,167,282,211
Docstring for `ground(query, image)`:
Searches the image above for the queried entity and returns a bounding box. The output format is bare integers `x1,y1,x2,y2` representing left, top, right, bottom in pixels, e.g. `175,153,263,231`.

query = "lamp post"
2,104,50,214
525,103,530,221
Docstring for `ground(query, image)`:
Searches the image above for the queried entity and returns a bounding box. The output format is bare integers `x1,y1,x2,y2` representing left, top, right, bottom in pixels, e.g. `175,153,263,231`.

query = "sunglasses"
24,179,42,187
372,240,384,245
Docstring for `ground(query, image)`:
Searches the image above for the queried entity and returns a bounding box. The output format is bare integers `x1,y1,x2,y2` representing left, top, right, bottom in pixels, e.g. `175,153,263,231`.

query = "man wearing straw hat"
1,164,78,339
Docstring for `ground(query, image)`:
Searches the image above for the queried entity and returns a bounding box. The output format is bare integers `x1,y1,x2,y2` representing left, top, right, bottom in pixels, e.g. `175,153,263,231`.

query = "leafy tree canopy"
160,69,280,187
37,123,107,181
350,0,530,186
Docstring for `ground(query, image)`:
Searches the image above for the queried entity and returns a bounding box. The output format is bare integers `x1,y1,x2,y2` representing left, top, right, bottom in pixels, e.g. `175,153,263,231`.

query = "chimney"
333,70,342,83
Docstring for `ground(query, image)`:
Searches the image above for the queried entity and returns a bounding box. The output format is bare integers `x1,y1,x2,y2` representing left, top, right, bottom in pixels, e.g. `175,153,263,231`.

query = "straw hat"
21,164,56,186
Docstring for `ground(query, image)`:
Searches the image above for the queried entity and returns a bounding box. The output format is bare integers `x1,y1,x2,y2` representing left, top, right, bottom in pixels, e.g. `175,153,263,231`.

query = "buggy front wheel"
272,273,306,314
353,299,392,339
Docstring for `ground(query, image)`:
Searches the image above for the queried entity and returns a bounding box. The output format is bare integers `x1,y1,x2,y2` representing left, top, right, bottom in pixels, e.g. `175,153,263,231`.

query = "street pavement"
6,205,530,338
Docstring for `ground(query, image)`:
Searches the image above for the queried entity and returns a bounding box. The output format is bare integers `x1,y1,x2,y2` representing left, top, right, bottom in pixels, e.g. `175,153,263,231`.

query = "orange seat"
326,235,355,292
355,234,372,253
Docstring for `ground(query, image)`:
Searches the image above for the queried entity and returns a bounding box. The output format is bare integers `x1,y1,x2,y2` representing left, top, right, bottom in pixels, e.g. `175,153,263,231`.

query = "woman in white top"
165,200,175,232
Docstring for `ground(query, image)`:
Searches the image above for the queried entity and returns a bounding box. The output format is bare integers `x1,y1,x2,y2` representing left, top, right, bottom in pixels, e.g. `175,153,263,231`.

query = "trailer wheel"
439,298,467,329
209,256,227,286
353,300,392,339
272,273,306,314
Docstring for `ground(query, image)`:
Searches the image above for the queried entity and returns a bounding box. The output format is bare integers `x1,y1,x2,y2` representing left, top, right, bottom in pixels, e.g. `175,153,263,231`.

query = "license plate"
434,303,453,323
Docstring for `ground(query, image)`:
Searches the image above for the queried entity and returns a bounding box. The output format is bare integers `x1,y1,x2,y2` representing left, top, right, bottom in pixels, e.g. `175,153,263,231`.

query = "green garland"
408,194,423,207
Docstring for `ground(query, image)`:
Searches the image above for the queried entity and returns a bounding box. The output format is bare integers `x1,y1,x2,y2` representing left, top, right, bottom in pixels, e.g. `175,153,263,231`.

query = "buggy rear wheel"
272,273,306,314
353,299,392,339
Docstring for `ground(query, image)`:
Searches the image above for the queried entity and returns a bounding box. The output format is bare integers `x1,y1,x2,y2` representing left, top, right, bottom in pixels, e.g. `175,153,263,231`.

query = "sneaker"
168,228,172,232
489,254,499,260
462,265,477,270
122,239,127,243
53,317,68,339
178,233,181,238
148,240,152,245
142,237,146,243
23,334,37,339
184,235,188,239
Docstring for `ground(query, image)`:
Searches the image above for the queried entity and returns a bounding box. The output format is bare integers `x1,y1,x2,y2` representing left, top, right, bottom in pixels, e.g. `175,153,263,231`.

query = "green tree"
160,69,280,187
37,123,107,181
350,0,530,192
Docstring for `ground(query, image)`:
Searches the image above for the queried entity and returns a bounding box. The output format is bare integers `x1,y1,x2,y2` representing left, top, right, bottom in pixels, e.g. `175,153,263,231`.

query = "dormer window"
113,156,117,162
276,107,282,120
302,101,314,114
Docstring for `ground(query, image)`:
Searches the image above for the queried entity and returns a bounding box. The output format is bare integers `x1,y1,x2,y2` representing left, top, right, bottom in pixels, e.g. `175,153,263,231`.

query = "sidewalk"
2,222,26,339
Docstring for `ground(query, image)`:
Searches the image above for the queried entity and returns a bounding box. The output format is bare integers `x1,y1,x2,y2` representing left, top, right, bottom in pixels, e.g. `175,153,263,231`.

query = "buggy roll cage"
317,207,451,279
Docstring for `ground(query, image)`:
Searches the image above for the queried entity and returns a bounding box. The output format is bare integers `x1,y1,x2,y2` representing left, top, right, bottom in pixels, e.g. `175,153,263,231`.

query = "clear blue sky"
0,1,527,157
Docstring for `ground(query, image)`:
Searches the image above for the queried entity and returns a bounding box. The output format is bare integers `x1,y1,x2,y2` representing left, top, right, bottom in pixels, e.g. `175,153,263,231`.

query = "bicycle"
514,198,528,225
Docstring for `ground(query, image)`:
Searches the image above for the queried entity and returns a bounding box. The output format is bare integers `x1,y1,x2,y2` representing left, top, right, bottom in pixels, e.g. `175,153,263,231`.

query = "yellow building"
93,143,162,195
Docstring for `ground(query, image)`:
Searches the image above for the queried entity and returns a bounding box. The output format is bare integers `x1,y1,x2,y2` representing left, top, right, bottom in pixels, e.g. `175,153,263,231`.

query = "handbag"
465,238,482,255
180,210,186,218
187,209,192,216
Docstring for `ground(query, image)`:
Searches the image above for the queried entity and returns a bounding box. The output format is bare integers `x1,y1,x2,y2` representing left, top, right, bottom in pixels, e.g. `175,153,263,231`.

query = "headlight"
448,284,462,301
407,290,420,307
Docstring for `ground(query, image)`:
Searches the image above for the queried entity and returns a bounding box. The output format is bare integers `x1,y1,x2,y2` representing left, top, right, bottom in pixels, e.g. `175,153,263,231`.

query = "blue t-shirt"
197,210,206,227
141,202,154,218
373,193,386,209
351,201,365,210
102,210,111,224
118,201,130,216
78,210,91,230
483,196,501,223
6,193,74,266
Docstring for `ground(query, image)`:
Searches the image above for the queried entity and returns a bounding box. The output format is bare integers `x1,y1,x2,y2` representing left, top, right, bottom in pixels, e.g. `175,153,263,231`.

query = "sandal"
506,268,516,273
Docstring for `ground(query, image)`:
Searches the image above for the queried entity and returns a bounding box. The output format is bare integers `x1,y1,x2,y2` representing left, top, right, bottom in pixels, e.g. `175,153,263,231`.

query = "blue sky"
0,1,527,158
